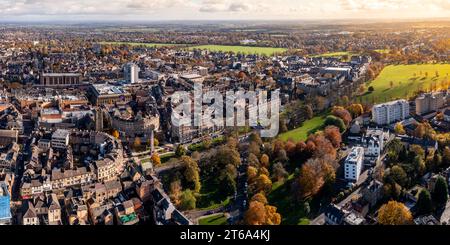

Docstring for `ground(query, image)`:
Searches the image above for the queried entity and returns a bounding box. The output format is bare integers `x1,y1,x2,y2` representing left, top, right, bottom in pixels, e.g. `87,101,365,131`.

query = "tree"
179,189,197,211
414,123,426,138
413,155,426,176
253,174,272,194
182,156,201,193
133,137,141,150
324,126,342,148
151,153,161,167
432,176,448,206
111,129,120,139
260,154,270,168
394,122,406,135
347,104,364,118
378,201,413,225
324,115,346,133
244,194,281,225
247,166,258,182
272,162,288,182
153,138,159,147
175,145,186,157
416,189,432,215
331,106,352,126
244,200,267,225
295,157,335,199
169,180,182,207
385,165,408,187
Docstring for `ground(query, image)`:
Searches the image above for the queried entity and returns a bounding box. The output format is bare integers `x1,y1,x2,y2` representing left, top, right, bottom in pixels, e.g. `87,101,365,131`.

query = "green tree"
416,189,432,215
433,176,448,206
175,145,186,157
179,189,197,210
324,115,346,132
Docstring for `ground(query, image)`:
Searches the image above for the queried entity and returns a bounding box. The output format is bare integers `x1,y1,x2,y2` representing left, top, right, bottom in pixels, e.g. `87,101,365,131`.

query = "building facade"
372,99,410,125
40,73,82,87
344,147,364,182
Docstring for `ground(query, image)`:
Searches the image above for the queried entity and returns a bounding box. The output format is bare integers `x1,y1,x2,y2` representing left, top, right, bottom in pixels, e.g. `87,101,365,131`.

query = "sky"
0,0,449,22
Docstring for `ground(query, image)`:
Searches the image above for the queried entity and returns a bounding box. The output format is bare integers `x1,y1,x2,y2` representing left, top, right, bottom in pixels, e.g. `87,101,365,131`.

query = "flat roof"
42,73,81,77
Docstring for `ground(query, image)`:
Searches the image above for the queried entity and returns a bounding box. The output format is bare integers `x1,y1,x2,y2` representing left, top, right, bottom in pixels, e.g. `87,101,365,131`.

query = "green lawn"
278,116,326,142
268,177,309,225
188,45,287,56
359,64,450,104
198,213,228,225
99,41,184,47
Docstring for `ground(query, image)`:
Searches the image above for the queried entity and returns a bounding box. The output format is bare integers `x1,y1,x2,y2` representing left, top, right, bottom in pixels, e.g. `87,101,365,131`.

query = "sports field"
278,116,326,142
188,45,287,56
360,64,450,103
99,41,184,47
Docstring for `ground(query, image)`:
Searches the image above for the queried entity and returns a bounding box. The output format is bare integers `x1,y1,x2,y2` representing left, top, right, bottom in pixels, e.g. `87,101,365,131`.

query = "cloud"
0,0,448,20
199,0,251,13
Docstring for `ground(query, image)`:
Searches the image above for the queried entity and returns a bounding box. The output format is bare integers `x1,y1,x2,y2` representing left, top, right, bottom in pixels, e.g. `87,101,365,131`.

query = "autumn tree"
347,104,364,118
244,194,281,225
394,122,406,135
294,156,336,199
151,152,161,167
260,154,270,168
133,137,142,150
324,126,342,148
182,156,201,193
169,180,182,207
331,106,352,126
378,201,413,225
111,129,120,139
252,174,272,194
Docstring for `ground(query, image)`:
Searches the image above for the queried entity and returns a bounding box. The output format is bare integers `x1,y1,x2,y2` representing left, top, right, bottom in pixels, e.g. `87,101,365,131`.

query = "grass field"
100,41,184,47
188,45,287,56
278,116,326,142
198,213,228,225
360,64,450,104
268,175,310,225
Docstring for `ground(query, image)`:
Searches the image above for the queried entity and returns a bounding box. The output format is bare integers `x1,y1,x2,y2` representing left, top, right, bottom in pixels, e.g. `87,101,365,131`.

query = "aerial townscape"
0,2,449,227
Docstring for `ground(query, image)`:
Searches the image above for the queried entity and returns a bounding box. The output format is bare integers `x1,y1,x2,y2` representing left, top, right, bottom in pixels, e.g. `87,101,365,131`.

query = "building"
444,109,450,123
124,63,140,84
344,147,364,182
0,130,18,147
361,128,389,165
89,84,132,106
0,182,11,225
40,73,82,87
372,99,410,125
51,129,70,149
415,92,446,115
324,203,366,225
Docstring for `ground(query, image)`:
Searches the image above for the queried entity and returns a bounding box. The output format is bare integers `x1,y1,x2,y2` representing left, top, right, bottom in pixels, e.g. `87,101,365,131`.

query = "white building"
124,63,140,84
51,129,70,149
361,128,389,165
372,99,410,125
344,147,364,182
